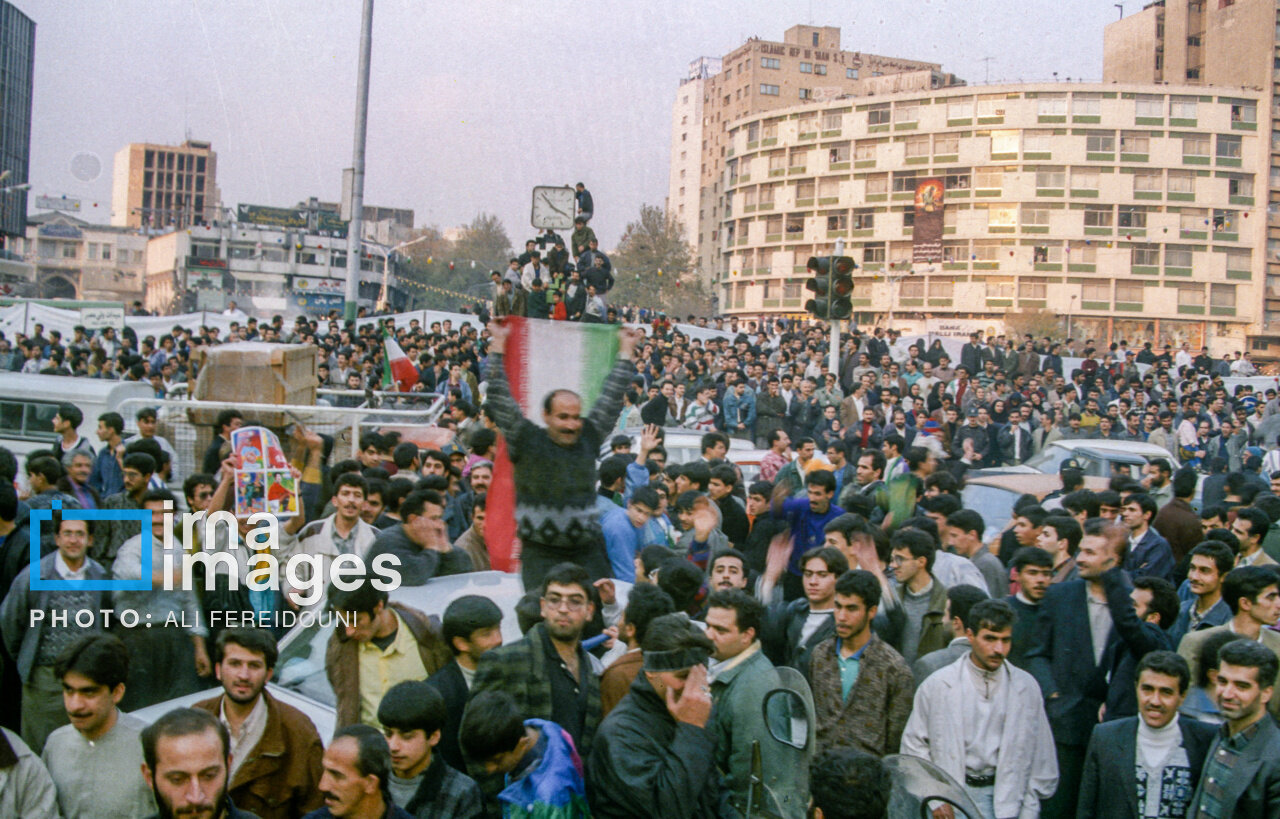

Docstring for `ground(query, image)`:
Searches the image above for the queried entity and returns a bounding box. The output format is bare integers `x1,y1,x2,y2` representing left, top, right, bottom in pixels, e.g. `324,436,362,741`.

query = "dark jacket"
424,661,470,772
302,804,413,819
1124,527,1175,583
762,598,834,671
1152,498,1202,565
897,579,950,664
586,672,722,819
151,799,261,819
1087,568,1173,721
0,504,35,603
1005,594,1041,670
471,623,602,758
1187,717,1280,819
364,524,473,586
402,754,483,819
326,602,450,729
1027,579,1116,747
1077,715,1217,819
714,495,749,550
807,633,914,757
193,691,324,819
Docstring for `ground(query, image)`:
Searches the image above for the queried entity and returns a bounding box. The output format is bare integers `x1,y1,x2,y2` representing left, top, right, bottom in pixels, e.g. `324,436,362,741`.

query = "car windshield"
1024,445,1146,479
275,618,335,707
959,484,1021,542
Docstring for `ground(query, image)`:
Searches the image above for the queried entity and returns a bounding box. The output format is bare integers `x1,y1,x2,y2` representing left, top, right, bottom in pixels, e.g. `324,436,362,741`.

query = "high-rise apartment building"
111,139,221,230
1104,0,1280,351
0,1,35,242
669,24,962,291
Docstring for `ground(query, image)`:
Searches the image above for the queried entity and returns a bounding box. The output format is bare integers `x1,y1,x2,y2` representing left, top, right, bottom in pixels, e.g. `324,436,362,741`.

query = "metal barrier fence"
118,393,448,483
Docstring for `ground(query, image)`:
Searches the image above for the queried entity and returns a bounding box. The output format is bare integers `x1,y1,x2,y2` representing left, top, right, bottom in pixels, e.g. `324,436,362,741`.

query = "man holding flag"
484,318,643,588
382,325,419,392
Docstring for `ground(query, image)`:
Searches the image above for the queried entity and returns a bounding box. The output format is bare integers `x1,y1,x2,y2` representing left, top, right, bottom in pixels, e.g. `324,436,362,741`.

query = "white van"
0,373,155,480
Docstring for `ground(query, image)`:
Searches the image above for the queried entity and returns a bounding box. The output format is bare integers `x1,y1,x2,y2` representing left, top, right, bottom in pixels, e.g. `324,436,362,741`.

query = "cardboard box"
188,342,317,427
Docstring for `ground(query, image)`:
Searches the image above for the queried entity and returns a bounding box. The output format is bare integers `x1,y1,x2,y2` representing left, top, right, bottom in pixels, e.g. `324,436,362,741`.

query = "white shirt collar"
55,552,88,580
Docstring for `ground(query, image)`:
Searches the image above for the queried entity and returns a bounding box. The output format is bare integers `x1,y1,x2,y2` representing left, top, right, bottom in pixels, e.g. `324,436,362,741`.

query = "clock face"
531,186,576,229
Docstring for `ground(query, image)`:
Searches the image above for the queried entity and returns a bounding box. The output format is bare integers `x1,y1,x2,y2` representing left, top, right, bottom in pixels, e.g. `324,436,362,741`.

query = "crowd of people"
4,289,1280,818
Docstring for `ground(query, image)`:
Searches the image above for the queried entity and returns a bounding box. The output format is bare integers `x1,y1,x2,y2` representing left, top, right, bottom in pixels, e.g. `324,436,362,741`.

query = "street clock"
530,186,576,230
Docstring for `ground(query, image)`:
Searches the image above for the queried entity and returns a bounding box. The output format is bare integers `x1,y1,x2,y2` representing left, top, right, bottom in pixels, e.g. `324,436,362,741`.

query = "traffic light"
804,255,857,319
830,255,856,320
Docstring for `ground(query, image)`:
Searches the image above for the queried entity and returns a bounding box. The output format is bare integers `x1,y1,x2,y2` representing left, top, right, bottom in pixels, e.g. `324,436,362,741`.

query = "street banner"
912,178,945,264
231,426,299,519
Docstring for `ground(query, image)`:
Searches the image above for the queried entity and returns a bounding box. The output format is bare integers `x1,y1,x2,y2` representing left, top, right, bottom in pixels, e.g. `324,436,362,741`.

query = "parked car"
961,473,1109,542
602,426,770,484
974,440,1181,482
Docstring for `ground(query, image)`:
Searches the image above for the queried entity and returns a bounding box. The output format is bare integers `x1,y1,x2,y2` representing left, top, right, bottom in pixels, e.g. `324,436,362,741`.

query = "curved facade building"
718,83,1265,351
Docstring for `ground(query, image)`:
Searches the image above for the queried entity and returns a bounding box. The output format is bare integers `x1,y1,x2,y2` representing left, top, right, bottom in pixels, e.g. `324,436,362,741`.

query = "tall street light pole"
344,0,374,324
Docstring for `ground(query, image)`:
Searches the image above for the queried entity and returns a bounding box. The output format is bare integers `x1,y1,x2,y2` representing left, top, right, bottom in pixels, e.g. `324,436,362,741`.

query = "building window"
1072,93,1102,117
800,62,813,74
761,57,780,69
796,180,816,200
1022,206,1050,227
867,104,891,125
1072,168,1100,190
1035,166,1066,188
1135,94,1162,118
1120,131,1150,153
1180,208,1208,230
61,244,77,259
1165,246,1193,267
1231,101,1257,124
1213,209,1238,231
819,177,840,199
991,130,1019,154
973,167,1003,190
815,64,827,75
1085,131,1115,152
1226,248,1251,270
846,68,859,79
829,143,851,163
822,112,842,131
1084,205,1113,227
976,94,1006,118
904,136,930,158
799,88,812,100
895,103,920,124
1037,94,1068,116
1183,135,1210,157
1118,206,1148,228
1023,130,1053,153
763,120,779,140
1133,170,1162,193
863,244,887,263
1211,284,1236,308
1020,277,1048,298
1177,285,1205,307
1170,96,1197,119
855,140,877,160
891,172,919,193
947,98,974,119
943,170,970,190
972,240,1002,261
1167,171,1195,194
987,205,1017,227
1132,244,1160,266
1081,281,1109,301
930,279,954,298
865,174,889,195
933,134,959,155
747,122,760,142
853,210,875,229
760,84,780,96
1216,135,1242,160
827,212,848,231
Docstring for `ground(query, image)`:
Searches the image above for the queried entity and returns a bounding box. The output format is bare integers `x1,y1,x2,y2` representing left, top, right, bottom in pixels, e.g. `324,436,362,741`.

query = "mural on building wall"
912,178,944,264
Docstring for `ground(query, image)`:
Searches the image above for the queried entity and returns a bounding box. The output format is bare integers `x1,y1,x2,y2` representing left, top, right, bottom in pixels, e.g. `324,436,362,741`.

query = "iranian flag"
381,333,418,392
485,316,620,573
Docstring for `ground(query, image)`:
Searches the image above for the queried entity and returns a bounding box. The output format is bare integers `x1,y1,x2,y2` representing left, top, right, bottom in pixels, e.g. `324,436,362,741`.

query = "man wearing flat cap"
587,613,724,818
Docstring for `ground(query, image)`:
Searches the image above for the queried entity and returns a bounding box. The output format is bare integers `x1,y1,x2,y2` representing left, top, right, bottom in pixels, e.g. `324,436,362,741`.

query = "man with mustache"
140,707,260,819
902,599,1058,819
305,725,413,819
42,634,154,818
193,628,324,819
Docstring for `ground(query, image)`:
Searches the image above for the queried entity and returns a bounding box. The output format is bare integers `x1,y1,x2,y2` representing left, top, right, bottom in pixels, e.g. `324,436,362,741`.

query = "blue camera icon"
30,500,153,591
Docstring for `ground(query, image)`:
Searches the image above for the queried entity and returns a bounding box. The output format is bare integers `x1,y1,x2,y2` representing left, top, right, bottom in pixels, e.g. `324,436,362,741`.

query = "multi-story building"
1103,0,1280,352
719,83,1263,353
0,1,35,243
669,25,962,291
7,212,147,301
143,212,410,316
111,139,221,230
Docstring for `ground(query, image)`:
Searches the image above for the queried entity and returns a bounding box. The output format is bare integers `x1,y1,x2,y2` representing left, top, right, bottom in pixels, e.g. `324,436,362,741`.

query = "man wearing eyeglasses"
470,562,603,758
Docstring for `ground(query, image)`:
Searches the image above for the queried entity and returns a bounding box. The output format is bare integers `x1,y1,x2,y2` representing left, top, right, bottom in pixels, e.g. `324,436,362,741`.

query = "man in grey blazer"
1077,651,1217,819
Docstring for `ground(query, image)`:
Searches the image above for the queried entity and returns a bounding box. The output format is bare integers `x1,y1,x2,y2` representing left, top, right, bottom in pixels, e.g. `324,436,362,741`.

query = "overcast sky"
18,0,1110,250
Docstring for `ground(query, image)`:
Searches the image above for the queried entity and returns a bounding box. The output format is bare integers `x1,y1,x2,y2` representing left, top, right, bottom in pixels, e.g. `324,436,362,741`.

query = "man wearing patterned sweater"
484,321,643,588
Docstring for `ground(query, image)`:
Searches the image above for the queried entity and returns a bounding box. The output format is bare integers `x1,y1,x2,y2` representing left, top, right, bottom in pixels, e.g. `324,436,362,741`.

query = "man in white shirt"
902,599,1058,819
42,634,154,819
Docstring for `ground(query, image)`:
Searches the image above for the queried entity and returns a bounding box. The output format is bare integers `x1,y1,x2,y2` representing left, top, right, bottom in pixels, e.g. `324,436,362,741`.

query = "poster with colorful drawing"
232,426,299,518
